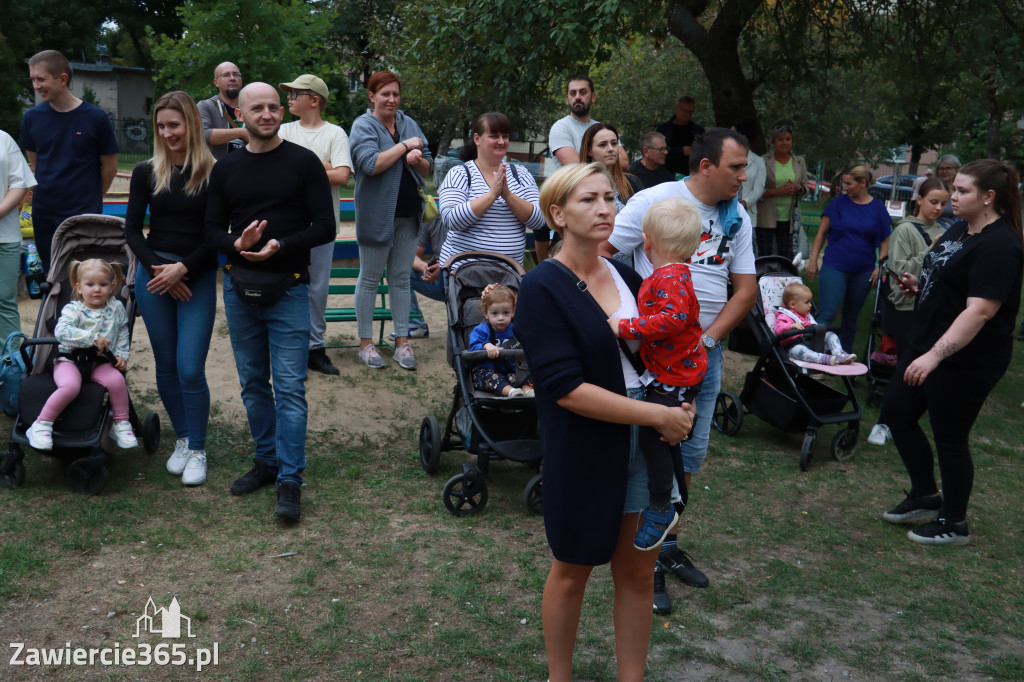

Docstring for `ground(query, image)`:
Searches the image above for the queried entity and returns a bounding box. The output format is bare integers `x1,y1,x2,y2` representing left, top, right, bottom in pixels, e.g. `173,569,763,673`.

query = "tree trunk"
986,106,1003,160
666,0,767,153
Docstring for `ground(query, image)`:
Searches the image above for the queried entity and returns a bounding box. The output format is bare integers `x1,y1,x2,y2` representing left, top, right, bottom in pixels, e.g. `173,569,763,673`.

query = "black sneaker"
307,348,340,376
882,490,942,525
230,461,279,495
653,562,672,614
908,517,969,546
275,482,302,520
658,547,709,588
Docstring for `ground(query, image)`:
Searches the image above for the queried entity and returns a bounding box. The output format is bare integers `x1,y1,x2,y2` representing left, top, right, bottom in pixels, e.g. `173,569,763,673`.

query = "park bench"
323,267,422,348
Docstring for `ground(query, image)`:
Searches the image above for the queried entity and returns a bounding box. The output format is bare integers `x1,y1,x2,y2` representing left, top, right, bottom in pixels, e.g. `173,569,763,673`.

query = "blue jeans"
678,344,722,474
816,265,873,352
135,264,217,449
409,268,446,328
223,273,310,486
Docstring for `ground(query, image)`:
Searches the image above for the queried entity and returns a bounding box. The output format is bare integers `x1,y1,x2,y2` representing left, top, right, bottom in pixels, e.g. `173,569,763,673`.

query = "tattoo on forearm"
932,340,958,358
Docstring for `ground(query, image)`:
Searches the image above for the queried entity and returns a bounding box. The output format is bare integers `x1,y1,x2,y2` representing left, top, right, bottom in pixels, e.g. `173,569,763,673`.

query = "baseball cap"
279,74,329,100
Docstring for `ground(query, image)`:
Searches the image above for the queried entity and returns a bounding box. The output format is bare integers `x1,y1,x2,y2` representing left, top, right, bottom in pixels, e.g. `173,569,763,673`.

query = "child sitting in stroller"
774,282,857,366
26,259,138,451
469,284,534,398
609,197,706,551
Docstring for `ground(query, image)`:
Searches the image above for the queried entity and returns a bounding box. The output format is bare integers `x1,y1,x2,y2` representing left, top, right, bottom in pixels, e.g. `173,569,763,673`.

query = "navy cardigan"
516,257,644,566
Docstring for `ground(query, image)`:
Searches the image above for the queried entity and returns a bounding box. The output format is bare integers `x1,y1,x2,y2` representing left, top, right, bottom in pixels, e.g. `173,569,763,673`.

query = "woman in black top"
880,159,1023,545
124,91,217,486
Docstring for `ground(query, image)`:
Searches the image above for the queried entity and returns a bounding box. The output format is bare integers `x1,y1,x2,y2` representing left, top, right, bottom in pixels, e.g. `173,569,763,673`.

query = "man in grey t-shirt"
547,75,627,173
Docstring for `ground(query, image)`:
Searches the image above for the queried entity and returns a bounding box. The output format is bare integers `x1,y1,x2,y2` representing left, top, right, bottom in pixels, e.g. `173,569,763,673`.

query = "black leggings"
879,355,1004,522
639,382,700,509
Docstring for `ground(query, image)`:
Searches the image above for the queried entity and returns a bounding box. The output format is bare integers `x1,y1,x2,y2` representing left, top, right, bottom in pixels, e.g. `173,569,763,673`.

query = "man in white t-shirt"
547,75,628,173
603,127,757,610
279,74,353,375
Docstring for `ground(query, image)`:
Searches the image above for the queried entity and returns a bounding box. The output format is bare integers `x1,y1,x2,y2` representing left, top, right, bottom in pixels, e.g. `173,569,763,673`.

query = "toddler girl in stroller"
26,259,138,451
774,282,857,366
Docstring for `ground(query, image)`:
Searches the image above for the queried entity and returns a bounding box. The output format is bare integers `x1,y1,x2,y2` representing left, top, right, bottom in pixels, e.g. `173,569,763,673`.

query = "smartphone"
884,265,902,280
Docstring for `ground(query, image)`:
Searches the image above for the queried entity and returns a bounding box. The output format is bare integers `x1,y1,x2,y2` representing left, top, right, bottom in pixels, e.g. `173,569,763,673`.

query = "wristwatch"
701,333,717,349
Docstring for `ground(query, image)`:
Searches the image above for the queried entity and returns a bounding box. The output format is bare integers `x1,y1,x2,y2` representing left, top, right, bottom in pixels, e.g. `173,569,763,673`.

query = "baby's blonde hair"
642,197,703,261
69,259,122,302
781,282,812,308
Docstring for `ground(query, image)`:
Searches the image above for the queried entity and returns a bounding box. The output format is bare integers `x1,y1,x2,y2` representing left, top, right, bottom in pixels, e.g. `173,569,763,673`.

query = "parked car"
869,174,918,203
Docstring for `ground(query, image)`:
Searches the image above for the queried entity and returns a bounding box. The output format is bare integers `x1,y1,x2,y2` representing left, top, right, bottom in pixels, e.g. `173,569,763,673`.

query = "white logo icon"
134,597,195,639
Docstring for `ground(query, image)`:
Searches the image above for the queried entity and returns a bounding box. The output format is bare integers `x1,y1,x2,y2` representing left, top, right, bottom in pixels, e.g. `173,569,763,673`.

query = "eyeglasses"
288,91,317,100
216,71,242,80
936,165,958,172
648,146,668,153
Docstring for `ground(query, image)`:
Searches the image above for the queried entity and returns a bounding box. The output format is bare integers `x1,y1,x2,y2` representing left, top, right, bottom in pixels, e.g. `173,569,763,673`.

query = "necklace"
954,229,975,245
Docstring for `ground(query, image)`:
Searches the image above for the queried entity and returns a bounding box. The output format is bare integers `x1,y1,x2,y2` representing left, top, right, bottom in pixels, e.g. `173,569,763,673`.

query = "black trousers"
755,222,793,259
639,382,701,509
879,355,1005,522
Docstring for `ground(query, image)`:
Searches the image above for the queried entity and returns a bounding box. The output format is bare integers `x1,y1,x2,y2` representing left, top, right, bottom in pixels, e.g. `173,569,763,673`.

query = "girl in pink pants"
26,259,137,451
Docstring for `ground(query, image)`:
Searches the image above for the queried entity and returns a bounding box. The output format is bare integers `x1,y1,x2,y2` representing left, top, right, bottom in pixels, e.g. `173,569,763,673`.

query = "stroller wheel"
0,448,26,489
419,416,442,474
67,456,109,495
442,471,488,517
523,472,543,515
142,412,161,454
712,391,744,436
831,426,859,462
799,431,816,472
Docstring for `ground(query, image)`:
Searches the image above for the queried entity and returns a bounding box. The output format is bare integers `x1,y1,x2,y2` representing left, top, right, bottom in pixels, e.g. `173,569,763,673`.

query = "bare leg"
542,559,593,682
610,512,659,682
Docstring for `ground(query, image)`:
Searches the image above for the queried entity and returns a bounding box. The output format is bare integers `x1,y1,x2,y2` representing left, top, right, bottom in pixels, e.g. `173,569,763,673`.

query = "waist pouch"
228,266,300,307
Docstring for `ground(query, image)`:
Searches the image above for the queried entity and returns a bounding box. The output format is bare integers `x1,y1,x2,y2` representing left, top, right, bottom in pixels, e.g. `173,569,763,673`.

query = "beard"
226,87,241,99
246,121,281,141
570,100,591,117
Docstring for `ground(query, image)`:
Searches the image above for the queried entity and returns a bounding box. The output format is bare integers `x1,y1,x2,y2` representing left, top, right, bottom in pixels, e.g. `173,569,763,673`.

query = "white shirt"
0,131,36,243
608,180,756,330
278,121,352,232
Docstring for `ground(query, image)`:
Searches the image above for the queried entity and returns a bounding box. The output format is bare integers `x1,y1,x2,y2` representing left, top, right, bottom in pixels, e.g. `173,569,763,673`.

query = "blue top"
349,109,432,247
822,195,892,271
468,321,517,374
517,257,684,566
19,101,118,216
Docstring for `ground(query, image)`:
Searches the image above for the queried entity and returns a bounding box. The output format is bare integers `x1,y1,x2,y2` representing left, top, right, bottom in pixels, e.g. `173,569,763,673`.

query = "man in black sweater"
205,82,335,521
656,95,705,176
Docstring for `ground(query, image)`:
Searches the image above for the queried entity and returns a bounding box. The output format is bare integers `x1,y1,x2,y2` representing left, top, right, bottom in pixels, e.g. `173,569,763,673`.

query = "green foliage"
150,0,333,104
80,84,99,106
590,34,711,156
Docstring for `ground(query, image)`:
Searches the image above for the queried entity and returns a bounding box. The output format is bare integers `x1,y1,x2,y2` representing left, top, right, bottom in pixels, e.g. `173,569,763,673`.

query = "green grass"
1,278,1023,679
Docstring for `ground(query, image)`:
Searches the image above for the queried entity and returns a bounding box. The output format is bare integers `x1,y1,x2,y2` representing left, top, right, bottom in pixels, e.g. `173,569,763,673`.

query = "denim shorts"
622,387,682,514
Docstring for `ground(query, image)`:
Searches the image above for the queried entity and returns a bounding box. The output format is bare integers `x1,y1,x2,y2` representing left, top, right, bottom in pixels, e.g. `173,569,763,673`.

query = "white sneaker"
792,254,806,270
182,450,207,486
507,387,524,398
867,423,891,446
27,420,54,451
112,421,139,449
166,438,190,474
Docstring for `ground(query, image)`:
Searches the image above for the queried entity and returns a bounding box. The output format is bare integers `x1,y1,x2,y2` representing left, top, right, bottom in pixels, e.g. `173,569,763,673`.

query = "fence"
111,117,151,166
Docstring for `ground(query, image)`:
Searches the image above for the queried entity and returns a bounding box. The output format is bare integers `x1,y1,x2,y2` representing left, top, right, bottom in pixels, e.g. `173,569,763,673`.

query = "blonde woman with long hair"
124,91,217,486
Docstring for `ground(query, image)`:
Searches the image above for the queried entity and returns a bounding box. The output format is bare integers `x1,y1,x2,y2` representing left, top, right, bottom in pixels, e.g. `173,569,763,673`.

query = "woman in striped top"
438,112,546,268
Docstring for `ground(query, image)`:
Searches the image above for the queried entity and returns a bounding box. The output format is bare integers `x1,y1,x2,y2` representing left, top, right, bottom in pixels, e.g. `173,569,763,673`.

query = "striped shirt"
438,161,546,267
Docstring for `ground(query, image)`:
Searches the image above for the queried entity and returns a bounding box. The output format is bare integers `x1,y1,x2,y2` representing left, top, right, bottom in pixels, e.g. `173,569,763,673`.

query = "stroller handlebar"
459,349,526,363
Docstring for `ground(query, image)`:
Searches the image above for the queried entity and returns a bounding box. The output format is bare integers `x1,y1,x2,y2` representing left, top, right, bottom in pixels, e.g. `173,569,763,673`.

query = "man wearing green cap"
278,74,353,376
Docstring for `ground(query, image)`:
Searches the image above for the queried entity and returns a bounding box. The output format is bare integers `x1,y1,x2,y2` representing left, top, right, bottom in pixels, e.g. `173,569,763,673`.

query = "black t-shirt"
911,217,1023,369
392,130,421,218
656,119,705,175
627,160,676,190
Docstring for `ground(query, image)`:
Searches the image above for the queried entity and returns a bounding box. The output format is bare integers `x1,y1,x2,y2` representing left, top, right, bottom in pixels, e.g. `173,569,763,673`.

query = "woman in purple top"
807,164,891,351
